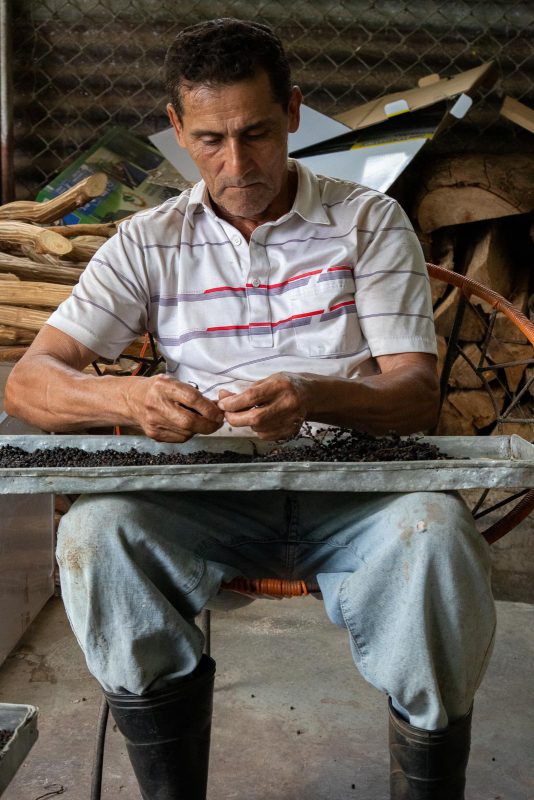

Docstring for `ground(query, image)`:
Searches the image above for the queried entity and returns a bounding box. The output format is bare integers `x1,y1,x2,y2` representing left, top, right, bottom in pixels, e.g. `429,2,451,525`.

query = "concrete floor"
0,596,533,800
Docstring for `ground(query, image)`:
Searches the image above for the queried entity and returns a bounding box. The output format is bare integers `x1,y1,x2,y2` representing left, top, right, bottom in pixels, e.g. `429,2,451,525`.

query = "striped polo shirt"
47,160,437,399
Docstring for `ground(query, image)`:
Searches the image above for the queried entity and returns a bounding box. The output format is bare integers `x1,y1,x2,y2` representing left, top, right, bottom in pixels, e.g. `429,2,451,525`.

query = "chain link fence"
9,0,534,199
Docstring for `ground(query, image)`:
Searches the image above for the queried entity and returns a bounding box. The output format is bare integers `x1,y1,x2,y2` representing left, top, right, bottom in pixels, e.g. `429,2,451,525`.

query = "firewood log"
0,273,19,281
0,325,32,344
0,280,72,308
491,404,534,439
463,223,515,305
486,340,532,393
448,387,505,430
435,397,477,436
415,154,534,232
0,173,108,224
0,252,83,284
0,303,147,356
0,346,29,361
47,222,116,238
433,288,487,341
0,221,72,257
449,344,484,389
436,334,448,376
67,235,107,261
0,304,51,332
82,362,130,375
492,288,530,343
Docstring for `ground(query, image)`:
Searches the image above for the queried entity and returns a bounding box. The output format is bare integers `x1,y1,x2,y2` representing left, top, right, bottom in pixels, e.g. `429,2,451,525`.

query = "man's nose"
225,139,252,175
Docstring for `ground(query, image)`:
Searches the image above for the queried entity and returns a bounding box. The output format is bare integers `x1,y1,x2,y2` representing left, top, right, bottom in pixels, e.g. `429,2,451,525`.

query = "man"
5,18,495,800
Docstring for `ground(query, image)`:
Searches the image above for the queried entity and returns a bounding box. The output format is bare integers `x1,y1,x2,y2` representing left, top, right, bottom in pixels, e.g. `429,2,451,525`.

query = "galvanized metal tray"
0,434,533,494
0,703,38,796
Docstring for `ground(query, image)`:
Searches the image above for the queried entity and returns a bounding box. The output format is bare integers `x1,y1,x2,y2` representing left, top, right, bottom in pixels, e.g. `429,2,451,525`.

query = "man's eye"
246,132,265,140
201,137,221,146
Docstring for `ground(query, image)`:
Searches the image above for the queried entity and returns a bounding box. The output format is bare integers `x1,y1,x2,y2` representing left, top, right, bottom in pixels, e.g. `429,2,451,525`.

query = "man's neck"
210,168,298,241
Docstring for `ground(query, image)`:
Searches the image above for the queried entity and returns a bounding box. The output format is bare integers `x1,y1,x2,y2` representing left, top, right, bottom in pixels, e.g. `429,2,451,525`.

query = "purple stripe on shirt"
91,257,143,295
71,293,141,336
121,230,231,251
157,316,312,347
320,304,358,322
358,311,433,321
356,269,428,281
153,206,186,217
261,221,372,247
184,343,373,393
120,230,146,253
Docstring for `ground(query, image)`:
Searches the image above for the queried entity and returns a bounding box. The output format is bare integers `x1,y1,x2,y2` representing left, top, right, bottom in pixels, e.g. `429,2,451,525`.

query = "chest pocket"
288,274,362,358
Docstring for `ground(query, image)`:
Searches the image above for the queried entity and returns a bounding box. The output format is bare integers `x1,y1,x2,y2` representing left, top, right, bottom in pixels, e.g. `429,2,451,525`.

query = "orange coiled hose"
426,262,534,346
221,577,310,597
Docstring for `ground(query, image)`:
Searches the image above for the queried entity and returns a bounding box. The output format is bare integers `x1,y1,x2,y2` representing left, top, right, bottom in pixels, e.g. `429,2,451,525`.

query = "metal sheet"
0,434,533,494
0,703,38,795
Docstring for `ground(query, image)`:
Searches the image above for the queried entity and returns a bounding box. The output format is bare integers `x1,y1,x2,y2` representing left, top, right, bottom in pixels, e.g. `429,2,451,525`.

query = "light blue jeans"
56,489,496,730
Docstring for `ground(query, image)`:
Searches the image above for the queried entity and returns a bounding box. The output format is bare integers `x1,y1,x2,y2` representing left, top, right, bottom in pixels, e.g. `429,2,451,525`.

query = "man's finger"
217,385,268,412
162,400,224,434
146,405,223,440
218,388,236,401
158,377,224,423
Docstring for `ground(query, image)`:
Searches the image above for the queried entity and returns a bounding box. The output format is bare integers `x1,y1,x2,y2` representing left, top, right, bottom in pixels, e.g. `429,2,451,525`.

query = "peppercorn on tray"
0,433,533,494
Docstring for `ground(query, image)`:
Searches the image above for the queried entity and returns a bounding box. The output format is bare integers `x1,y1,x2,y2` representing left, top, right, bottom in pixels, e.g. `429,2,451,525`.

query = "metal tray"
0,703,38,796
0,434,533,494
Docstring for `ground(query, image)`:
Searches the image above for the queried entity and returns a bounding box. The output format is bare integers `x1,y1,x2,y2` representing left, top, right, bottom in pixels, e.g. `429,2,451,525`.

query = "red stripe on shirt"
207,308,324,332
204,264,353,294
329,299,356,311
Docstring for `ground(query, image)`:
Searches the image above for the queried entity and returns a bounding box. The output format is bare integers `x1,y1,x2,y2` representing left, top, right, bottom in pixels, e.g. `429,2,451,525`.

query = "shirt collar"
184,158,330,226
185,179,209,220
289,159,330,225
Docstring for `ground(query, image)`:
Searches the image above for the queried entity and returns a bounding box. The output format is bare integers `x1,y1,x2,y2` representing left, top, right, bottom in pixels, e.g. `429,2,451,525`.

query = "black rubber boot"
104,654,215,800
388,699,472,799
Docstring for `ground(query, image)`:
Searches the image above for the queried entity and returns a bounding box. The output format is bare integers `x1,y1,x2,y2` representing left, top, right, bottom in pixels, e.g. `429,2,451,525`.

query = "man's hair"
165,18,292,118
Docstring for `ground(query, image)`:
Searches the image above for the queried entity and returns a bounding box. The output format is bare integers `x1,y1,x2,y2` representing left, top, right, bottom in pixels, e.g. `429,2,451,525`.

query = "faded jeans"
56,489,496,730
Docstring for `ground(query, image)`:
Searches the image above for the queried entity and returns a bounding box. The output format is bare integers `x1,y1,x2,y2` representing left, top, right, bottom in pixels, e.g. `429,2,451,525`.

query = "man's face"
167,70,301,222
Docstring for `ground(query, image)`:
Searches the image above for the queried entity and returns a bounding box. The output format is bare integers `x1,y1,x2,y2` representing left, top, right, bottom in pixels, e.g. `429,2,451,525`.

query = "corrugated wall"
9,0,534,199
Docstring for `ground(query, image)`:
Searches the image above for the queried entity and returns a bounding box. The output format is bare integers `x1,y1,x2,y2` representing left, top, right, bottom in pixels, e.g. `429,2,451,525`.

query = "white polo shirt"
47,160,437,399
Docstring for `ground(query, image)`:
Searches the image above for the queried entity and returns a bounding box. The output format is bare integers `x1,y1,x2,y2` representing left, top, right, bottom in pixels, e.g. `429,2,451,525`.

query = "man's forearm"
5,348,225,442
218,354,441,440
5,354,140,431
303,366,440,435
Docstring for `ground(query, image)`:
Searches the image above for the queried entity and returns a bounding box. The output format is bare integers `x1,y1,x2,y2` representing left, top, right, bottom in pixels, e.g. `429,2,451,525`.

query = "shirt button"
233,236,242,246
251,278,261,288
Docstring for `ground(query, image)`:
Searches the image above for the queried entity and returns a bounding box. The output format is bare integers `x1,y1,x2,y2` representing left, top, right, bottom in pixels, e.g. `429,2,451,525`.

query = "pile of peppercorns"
0,428,445,469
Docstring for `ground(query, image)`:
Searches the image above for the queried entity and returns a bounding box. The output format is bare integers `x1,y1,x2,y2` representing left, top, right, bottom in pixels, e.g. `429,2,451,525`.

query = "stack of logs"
414,153,534,439
0,172,145,374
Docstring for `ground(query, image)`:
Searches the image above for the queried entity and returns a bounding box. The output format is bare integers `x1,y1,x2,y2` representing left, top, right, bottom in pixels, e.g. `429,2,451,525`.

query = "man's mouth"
225,182,262,190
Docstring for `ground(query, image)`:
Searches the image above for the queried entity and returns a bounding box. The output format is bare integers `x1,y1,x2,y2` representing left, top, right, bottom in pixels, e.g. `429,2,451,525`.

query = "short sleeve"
354,198,437,358
46,225,150,360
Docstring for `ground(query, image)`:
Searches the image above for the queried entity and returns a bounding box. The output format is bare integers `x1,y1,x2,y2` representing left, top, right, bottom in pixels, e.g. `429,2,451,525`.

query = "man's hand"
127,374,224,443
217,372,309,441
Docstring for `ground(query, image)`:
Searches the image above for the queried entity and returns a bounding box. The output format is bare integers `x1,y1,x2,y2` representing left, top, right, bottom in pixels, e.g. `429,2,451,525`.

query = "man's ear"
166,103,186,147
287,86,303,134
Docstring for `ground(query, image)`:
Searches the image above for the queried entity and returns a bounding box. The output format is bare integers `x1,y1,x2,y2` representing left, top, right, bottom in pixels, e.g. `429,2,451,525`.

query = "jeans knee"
394,491,482,557
56,493,138,573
